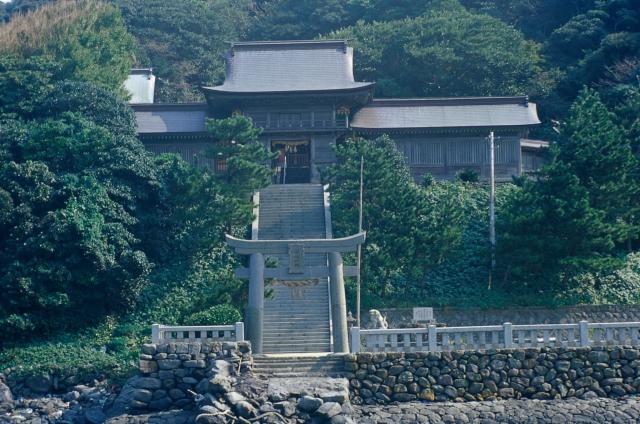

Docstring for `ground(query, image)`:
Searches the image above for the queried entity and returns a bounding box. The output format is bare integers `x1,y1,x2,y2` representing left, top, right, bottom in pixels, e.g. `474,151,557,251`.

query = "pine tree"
558,88,640,247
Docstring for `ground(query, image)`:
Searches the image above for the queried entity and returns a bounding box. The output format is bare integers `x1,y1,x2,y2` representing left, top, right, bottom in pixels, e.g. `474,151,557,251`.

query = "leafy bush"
457,169,480,183
559,253,640,305
185,304,242,326
0,338,128,381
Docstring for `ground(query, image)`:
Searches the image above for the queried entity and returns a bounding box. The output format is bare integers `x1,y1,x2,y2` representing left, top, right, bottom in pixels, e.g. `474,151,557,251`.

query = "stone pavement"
351,397,640,423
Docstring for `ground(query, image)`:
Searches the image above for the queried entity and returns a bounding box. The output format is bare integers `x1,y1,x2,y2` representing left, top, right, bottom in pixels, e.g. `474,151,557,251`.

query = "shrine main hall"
129,39,545,182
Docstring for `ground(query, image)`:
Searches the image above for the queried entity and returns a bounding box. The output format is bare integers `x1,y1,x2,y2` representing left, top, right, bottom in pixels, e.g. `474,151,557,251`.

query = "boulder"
0,381,13,405
316,402,342,419
132,389,153,403
208,377,232,394
274,401,296,417
141,344,157,355
297,396,323,412
235,400,257,418
225,391,245,406
211,360,232,378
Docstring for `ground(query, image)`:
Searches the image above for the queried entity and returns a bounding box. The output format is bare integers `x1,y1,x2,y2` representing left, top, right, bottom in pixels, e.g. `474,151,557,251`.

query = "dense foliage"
0,0,134,92
330,0,547,98
498,88,640,293
114,0,252,102
325,137,466,301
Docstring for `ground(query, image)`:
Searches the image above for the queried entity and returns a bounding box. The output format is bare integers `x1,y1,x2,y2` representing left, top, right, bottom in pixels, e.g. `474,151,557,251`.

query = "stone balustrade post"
247,252,265,354
428,325,438,352
579,320,589,347
151,324,161,344
503,322,513,348
329,251,349,353
350,327,361,353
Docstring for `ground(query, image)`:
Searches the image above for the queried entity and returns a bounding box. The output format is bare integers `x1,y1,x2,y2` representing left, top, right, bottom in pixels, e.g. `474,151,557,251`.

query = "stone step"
264,306,329,312
263,325,330,332
263,331,330,338
262,344,332,350
253,362,343,369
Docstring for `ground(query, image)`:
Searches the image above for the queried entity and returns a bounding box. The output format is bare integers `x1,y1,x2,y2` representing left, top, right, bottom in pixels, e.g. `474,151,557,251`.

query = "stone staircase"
257,184,332,354
253,355,346,378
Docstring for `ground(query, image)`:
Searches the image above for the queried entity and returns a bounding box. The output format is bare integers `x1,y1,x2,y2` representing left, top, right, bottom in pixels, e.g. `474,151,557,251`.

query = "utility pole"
488,131,496,289
356,155,364,327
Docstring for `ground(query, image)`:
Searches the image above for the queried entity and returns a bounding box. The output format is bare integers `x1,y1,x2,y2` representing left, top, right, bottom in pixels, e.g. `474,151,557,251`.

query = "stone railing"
350,321,640,353
151,323,244,344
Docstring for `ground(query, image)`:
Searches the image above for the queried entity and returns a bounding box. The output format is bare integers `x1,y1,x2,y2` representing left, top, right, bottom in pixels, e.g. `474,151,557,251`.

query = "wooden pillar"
329,251,349,353
247,252,264,354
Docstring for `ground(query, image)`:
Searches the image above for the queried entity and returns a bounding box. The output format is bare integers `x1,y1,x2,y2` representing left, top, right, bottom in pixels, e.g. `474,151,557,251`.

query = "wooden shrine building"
131,40,545,182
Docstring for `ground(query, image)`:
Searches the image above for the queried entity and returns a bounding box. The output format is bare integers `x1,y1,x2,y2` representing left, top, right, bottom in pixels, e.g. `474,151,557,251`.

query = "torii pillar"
226,232,365,354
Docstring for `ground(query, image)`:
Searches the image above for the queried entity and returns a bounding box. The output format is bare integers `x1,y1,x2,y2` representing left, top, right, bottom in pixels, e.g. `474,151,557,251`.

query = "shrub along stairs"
257,184,332,354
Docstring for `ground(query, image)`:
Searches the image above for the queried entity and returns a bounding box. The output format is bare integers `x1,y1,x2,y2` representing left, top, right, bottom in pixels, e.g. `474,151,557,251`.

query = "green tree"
331,0,548,97
0,57,158,340
498,164,614,290
116,0,253,102
325,136,464,299
250,0,352,40
498,89,639,290
206,115,275,199
0,0,135,92
557,88,640,245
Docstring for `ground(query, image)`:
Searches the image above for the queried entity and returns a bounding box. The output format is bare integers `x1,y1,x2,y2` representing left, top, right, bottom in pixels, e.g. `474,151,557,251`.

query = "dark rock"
148,397,172,410
84,407,106,424
135,378,162,390
169,388,186,400
235,400,257,418
26,375,51,393
298,396,323,412
132,389,153,403
158,359,182,370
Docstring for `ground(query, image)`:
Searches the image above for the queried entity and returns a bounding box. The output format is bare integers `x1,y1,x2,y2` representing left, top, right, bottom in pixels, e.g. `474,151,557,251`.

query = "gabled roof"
204,40,374,95
132,103,208,134
351,97,541,130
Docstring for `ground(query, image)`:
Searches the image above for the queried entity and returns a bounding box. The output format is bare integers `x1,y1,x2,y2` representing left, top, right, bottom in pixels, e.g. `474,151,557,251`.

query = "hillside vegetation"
0,0,638,382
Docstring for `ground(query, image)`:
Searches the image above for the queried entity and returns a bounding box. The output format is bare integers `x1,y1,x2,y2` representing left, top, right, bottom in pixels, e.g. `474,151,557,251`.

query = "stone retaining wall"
370,305,640,328
130,340,251,411
345,346,640,405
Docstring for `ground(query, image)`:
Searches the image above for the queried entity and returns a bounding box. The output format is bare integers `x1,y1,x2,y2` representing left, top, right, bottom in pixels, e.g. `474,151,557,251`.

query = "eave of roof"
230,39,349,49
202,83,375,96
131,103,208,111
351,97,541,130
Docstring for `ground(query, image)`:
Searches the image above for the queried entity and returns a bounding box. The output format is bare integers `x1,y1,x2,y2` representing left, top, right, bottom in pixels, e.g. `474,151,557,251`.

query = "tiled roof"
351,97,541,129
204,40,373,94
132,104,207,133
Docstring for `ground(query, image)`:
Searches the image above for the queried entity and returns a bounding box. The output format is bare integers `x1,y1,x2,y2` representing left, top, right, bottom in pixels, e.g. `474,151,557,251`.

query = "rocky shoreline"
353,396,640,423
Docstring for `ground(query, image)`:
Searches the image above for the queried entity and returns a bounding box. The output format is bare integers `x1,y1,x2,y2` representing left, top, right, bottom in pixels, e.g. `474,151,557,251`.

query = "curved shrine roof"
204,40,374,95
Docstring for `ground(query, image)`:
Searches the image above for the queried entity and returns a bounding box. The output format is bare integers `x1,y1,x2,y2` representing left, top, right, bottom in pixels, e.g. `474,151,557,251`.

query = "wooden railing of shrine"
151,322,244,344
350,321,640,353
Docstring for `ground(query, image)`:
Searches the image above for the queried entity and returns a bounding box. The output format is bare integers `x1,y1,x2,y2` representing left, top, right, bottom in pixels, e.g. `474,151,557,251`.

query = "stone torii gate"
225,232,366,354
